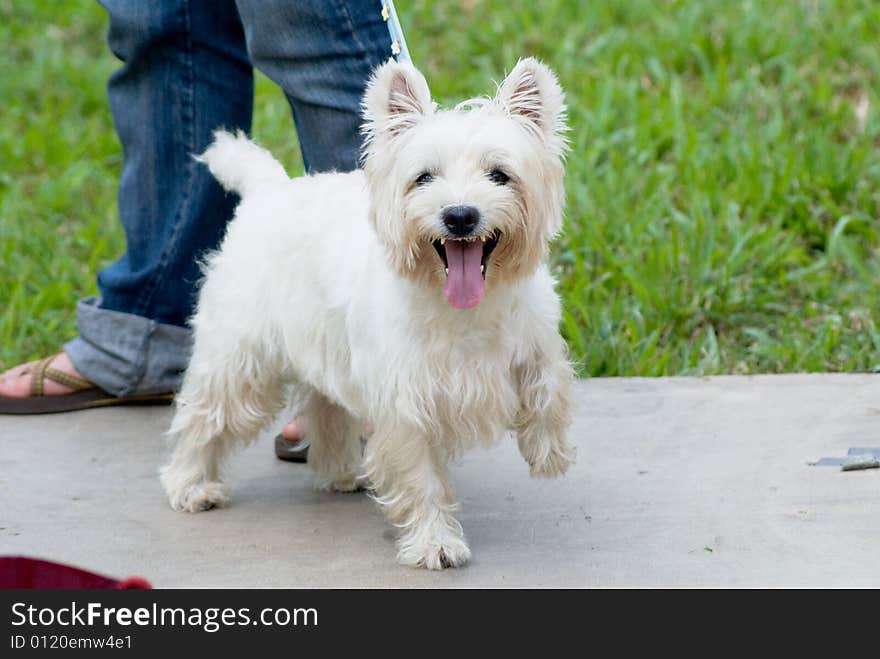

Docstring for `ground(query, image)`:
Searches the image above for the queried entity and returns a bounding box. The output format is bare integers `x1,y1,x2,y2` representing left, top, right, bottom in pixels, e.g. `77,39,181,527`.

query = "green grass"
1,0,879,376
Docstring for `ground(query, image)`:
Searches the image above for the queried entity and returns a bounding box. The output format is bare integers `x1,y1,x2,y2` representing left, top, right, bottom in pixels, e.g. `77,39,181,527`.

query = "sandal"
0,354,174,415
274,434,309,462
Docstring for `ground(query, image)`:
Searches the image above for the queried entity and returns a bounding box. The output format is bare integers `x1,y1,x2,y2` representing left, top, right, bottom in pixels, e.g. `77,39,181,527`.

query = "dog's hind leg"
364,425,470,570
301,391,366,492
160,342,288,513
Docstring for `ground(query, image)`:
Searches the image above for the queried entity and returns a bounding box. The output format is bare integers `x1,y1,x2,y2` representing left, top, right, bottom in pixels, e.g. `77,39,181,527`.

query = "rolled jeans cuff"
64,296,191,397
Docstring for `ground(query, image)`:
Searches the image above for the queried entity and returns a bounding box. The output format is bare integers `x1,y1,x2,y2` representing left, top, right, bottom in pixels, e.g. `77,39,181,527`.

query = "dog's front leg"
514,340,577,478
364,425,470,570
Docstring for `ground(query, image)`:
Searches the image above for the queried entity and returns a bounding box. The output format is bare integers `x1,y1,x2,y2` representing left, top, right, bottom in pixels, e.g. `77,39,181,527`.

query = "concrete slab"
1,374,878,587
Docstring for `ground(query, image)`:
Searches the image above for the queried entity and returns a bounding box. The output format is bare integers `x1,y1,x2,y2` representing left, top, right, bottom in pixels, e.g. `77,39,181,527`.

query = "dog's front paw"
160,468,228,513
526,436,576,479
397,521,471,570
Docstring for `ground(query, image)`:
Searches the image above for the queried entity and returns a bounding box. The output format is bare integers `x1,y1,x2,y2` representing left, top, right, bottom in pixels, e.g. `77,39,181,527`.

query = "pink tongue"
443,240,485,309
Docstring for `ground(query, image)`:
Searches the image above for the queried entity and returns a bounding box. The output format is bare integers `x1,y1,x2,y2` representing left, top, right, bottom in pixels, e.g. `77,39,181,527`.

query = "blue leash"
379,0,411,63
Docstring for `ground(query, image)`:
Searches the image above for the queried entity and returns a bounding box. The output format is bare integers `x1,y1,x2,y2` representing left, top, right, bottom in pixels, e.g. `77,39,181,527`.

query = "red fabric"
116,576,152,590
0,556,151,590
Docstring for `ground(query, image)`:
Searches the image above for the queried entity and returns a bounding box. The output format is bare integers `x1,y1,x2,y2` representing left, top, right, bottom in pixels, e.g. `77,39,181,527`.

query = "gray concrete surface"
1,374,878,587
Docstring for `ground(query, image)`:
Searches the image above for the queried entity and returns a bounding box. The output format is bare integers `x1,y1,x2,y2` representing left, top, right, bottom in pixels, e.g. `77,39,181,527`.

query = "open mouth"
431,230,501,309
432,229,500,277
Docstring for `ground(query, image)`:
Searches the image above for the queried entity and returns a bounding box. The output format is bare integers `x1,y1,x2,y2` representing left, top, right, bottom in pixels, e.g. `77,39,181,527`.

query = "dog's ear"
362,59,434,138
361,61,433,276
494,57,567,145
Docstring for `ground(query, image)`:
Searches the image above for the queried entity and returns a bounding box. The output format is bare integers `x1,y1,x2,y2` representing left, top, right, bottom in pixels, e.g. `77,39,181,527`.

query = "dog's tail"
196,130,289,197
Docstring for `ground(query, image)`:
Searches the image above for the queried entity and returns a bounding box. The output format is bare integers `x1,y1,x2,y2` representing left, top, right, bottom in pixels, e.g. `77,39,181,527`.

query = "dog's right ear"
494,57,567,149
362,59,434,138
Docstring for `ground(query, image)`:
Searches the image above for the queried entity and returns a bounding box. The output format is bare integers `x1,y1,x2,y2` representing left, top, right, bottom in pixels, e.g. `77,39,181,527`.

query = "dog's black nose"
442,205,480,237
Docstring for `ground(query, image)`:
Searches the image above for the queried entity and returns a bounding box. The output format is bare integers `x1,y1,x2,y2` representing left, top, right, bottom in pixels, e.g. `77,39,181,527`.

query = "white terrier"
160,57,576,570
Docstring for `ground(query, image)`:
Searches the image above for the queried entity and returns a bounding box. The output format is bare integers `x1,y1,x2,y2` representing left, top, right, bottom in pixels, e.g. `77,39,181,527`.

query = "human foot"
275,416,310,462
0,351,173,414
0,352,88,398
281,417,307,442
274,418,372,463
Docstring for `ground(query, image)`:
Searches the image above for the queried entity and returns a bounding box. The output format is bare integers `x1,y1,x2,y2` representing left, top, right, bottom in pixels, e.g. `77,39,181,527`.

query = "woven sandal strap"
28,354,95,397
43,366,95,391
29,356,51,397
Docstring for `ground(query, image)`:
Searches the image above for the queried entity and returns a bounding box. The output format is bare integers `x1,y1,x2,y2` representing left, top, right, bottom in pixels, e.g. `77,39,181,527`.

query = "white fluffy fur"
160,58,576,570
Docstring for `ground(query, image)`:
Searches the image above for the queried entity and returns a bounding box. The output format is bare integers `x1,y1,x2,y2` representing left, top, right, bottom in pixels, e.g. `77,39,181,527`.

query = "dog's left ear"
362,59,434,138
495,58,567,144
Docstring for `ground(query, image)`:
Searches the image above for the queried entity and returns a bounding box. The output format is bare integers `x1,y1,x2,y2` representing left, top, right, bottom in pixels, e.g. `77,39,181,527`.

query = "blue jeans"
65,0,403,396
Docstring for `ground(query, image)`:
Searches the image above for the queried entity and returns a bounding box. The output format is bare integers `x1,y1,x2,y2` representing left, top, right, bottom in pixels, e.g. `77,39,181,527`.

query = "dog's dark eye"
488,168,510,185
415,171,434,186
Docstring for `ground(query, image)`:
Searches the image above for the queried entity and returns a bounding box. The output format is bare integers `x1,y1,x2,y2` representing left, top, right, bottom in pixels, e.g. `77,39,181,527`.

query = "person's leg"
96,0,253,323
0,0,254,401
75,0,257,396
234,0,393,173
